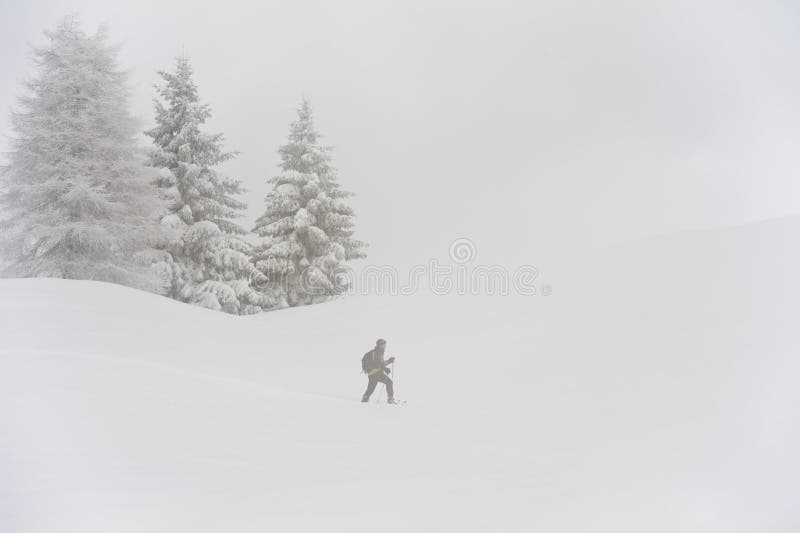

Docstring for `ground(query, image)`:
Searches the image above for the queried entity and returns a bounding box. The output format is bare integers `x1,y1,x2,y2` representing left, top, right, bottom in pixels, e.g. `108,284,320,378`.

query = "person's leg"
377,372,394,401
362,375,378,401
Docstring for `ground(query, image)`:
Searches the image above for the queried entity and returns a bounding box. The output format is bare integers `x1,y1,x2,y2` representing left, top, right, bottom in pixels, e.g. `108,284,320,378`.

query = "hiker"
361,338,395,403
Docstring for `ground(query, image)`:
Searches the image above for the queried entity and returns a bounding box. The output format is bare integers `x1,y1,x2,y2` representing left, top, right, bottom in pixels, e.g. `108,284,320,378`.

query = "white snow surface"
2,217,800,532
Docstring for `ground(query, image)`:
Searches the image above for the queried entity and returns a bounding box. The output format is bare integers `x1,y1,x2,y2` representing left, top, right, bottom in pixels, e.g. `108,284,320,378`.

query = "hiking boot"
361,396,369,403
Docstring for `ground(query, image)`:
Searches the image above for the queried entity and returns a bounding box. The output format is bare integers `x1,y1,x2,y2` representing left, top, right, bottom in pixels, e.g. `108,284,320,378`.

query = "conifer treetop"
145,55,246,234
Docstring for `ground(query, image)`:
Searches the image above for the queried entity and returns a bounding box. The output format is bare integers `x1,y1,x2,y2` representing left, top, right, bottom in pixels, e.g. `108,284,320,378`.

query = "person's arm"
379,356,394,371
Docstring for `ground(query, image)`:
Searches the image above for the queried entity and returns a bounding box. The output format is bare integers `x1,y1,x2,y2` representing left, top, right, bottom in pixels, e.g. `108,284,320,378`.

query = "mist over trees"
0,17,367,314
0,17,169,291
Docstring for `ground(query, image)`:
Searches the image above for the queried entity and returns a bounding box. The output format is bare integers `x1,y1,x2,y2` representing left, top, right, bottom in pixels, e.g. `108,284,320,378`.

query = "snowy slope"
2,217,800,533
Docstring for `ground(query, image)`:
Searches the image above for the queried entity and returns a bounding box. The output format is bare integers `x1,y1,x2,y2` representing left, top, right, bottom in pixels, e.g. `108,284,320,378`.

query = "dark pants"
363,371,394,400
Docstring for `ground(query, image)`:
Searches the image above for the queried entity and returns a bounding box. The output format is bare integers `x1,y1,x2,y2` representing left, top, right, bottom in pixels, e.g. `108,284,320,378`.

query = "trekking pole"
392,359,397,402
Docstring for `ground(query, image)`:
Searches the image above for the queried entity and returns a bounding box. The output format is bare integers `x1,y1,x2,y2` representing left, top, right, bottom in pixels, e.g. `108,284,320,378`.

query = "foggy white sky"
2,0,800,269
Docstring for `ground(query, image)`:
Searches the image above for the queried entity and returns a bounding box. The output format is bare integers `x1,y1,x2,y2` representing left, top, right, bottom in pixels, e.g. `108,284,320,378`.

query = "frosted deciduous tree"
0,17,168,291
145,56,275,314
253,98,367,306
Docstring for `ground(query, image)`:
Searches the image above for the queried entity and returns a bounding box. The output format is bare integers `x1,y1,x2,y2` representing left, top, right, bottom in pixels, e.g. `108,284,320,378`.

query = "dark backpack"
361,350,373,373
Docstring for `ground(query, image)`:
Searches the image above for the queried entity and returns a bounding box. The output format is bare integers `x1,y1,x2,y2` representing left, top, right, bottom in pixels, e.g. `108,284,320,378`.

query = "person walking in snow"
361,338,396,403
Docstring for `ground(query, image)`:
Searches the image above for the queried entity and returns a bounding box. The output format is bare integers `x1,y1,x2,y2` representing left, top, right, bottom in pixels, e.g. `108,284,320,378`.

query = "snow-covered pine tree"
253,98,367,306
0,17,168,291
145,56,246,234
145,56,275,314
